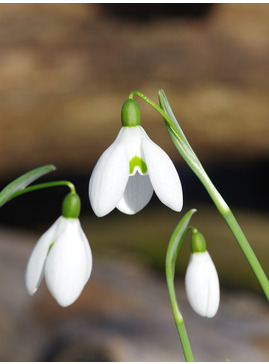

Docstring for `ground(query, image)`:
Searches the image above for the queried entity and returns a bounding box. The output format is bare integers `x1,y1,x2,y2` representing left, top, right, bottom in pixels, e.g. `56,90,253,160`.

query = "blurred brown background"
0,3,268,361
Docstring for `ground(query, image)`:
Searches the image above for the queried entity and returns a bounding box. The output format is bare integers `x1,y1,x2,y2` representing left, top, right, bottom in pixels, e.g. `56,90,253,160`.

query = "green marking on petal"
129,156,147,174
47,242,54,255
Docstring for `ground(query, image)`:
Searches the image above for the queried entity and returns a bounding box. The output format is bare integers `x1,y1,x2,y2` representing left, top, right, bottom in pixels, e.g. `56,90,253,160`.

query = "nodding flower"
89,99,183,217
25,193,92,307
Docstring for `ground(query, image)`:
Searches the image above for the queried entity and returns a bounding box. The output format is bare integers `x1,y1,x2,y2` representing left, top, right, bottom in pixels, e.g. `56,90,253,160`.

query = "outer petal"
25,216,63,295
45,218,92,307
89,129,129,217
116,173,154,214
141,130,183,212
185,251,220,318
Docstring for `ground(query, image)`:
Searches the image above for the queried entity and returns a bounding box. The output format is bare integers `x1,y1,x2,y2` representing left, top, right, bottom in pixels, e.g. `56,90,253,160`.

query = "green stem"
9,181,76,200
197,164,268,298
194,163,269,299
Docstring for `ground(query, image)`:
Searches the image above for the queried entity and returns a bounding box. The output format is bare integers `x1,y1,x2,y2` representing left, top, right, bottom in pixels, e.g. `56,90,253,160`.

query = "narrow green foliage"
0,164,56,207
166,209,196,361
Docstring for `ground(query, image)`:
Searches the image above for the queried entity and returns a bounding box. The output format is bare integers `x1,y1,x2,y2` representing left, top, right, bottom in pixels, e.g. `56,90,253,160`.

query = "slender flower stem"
130,89,269,300
129,90,179,138
200,170,269,298
9,181,76,200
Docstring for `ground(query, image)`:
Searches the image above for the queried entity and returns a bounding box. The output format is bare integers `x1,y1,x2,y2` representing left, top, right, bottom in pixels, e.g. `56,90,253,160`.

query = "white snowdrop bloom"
25,193,92,307
89,99,183,217
185,250,220,318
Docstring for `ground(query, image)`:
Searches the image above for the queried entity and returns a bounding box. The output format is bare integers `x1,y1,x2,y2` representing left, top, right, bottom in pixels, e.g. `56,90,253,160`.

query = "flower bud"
121,99,141,127
185,234,220,318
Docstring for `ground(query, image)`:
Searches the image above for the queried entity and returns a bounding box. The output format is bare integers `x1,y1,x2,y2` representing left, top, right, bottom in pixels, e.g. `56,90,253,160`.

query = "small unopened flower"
89,99,183,217
185,231,220,318
25,193,92,307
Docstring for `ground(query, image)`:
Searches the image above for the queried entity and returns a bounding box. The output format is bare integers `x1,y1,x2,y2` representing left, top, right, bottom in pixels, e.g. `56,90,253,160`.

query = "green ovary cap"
121,99,141,127
62,192,81,219
191,231,207,253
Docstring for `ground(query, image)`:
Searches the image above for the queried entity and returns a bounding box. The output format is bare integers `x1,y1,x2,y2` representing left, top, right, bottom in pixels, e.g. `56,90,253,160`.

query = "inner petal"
116,172,153,215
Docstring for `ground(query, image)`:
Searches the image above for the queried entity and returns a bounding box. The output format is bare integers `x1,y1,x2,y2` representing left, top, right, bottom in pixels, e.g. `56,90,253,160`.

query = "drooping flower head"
89,98,183,217
25,192,92,307
185,231,220,318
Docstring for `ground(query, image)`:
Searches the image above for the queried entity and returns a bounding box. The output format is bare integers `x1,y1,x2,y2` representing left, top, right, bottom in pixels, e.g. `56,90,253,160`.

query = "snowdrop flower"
89,99,183,217
25,192,92,307
185,231,220,318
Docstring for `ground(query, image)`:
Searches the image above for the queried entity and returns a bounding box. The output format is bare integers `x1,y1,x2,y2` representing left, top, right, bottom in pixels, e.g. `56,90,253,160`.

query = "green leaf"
158,89,203,172
158,89,189,146
166,209,197,278
0,164,56,207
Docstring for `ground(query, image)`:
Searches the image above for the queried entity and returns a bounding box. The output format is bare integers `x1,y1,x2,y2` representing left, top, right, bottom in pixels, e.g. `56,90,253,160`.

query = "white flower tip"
159,182,183,212
171,190,183,212
53,293,81,307
49,269,91,308
25,261,44,296
185,251,220,318
25,284,37,296
90,202,109,217
47,275,90,308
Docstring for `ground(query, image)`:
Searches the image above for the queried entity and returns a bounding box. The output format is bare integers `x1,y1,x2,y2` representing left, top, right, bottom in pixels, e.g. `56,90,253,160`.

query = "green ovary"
129,156,147,174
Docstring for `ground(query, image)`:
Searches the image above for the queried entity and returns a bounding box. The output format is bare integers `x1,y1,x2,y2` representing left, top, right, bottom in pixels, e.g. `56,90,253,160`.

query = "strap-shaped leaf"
165,208,196,361
158,89,189,146
0,164,56,207
158,89,202,172
166,208,197,280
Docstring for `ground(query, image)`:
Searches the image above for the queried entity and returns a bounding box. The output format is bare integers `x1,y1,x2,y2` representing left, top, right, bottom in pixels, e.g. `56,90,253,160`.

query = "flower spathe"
25,216,92,307
185,251,220,318
89,125,183,217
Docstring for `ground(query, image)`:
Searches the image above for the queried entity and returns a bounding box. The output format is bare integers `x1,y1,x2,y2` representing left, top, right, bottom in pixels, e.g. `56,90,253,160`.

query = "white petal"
117,172,154,214
25,217,63,295
45,218,92,307
141,131,183,211
89,129,129,217
185,251,220,318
